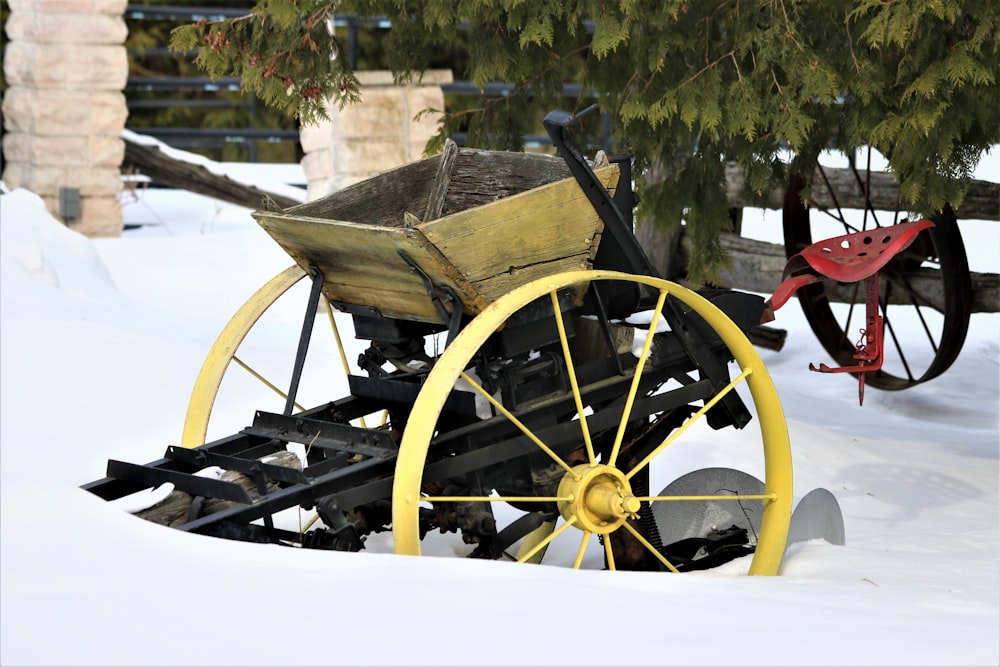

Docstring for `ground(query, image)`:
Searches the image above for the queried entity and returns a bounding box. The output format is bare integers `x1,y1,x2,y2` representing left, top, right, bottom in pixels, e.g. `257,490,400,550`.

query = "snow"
1,154,998,666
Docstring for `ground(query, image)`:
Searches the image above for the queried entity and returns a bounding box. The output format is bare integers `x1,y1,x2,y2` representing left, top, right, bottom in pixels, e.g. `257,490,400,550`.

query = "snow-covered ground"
1,152,997,666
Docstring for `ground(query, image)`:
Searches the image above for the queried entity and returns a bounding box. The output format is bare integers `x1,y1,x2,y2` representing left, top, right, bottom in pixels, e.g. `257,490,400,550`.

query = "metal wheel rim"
391,270,793,575
782,159,972,390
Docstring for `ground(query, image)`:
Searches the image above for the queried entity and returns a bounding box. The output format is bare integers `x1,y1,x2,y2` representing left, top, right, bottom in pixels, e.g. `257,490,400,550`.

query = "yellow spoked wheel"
181,265,362,447
392,270,793,575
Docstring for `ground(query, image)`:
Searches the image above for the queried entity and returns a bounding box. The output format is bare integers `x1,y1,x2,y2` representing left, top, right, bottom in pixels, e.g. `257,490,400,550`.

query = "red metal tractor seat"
764,218,935,404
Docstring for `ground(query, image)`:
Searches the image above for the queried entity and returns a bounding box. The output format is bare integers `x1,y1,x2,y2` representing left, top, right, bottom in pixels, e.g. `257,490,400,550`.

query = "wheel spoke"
842,282,861,343
816,165,852,231
421,495,571,503
625,366,753,481
620,521,680,573
604,535,617,571
515,519,555,563
881,314,915,381
817,208,856,234
638,493,776,502
457,371,581,479
549,291,596,465
900,278,942,351
516,515,578,564
879,282,916,381
231,355,305,412
572,531,591,569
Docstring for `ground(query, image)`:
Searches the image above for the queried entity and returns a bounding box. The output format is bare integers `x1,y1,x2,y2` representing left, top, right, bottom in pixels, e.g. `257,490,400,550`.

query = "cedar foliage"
170,0,998,284
127,1,306,162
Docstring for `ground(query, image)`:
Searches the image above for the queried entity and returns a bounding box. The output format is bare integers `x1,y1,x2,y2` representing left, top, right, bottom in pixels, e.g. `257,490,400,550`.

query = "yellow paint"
514,520,556,564
556,464,639,534
181,265,306,447
251,166,618,325
391,270,792,575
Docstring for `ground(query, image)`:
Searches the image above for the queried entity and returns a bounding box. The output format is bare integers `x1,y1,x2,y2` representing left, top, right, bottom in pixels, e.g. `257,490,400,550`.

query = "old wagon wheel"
181,265,362,447
783,149,972,390
392,270,793,575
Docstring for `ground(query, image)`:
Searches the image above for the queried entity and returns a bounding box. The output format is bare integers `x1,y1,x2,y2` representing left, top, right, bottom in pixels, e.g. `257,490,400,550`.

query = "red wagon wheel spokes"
783,149,972,391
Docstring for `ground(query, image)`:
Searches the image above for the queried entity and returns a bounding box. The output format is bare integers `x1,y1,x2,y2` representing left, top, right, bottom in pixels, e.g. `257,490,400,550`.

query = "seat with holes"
764,218,935,404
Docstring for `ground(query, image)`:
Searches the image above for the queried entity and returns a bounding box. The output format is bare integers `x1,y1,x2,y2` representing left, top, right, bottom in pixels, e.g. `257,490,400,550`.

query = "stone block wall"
2,0,129,236
300,70,452,201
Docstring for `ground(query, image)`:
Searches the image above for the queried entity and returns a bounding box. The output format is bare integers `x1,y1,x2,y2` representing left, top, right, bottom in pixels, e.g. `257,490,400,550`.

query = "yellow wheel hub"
558,464,641,534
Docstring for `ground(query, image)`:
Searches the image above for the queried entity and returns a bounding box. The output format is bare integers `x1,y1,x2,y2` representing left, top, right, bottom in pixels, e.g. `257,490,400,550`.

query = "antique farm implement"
83,107,972,573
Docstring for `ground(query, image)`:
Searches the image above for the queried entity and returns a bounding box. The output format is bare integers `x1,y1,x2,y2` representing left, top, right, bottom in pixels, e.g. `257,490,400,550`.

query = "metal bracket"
808,272,884,405
284,266,325,416
397,249,463,344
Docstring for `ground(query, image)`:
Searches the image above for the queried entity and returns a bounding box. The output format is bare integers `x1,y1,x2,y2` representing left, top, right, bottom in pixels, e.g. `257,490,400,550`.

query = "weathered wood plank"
253,214,487,323
280,155,440,228
440,149,573,217
472,254,595,304
675,232,999,313
423,139,460,222
724,164,999,221
421,165,617,285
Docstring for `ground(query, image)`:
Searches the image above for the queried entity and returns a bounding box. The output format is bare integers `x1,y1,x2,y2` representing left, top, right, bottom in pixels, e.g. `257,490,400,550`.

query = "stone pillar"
300,70,452,201
2,0,129,236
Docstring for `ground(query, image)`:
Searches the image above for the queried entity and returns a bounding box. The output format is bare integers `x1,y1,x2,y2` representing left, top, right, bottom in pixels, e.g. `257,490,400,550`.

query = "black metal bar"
243,411,398,460
284,268,324,416
587,281,626,376
126,5,252,21
543,107,660,278
174,456,395,533
347,374,477,415
82,431,284,500
126,126,299,141
127,76,245,91
104,460,253,504
396,249,459,335
127,99,254,110
661,297,752,430
165,446,311,485
441,81,588,98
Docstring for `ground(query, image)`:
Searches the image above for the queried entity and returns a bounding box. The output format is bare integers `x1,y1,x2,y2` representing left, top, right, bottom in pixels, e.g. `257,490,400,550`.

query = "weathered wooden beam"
122,135,303,210
724,164,999,221
675,232,999,313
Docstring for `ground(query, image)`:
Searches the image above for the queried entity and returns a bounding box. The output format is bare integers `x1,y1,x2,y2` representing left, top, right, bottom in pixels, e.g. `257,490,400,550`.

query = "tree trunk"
122,135,303,211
